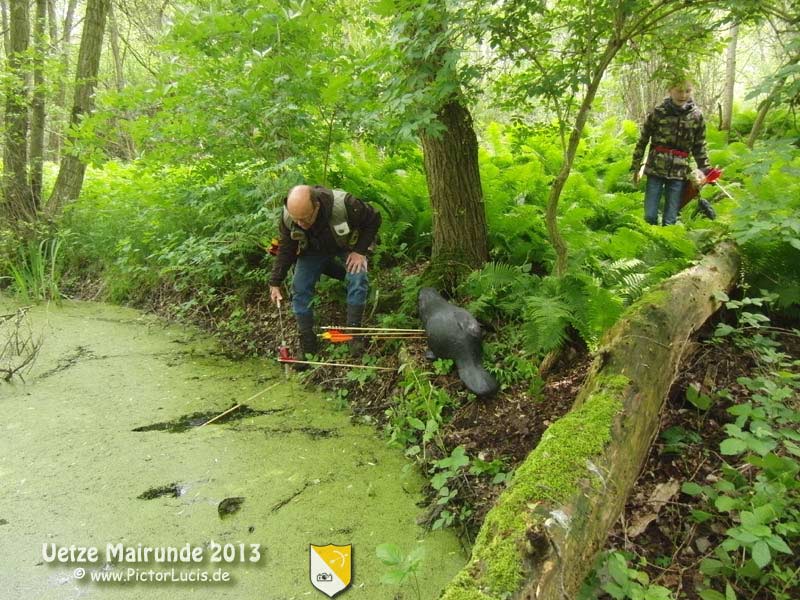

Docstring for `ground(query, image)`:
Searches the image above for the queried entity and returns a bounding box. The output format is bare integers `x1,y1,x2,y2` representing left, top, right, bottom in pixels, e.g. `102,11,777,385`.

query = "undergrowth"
583,293,800,600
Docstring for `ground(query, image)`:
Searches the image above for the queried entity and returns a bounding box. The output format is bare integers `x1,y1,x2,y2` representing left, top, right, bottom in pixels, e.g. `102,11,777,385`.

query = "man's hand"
346,252,368,274
269,286,283,305
632,171,641,185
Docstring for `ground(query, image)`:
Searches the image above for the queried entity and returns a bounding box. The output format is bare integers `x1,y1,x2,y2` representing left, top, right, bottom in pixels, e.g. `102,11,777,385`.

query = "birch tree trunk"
1,0,10,54
47,0,109,215
720,24,738,132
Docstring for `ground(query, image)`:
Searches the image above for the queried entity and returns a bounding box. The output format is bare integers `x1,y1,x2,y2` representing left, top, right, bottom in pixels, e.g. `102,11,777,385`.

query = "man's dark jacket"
269,186,382,286
631,98,710,180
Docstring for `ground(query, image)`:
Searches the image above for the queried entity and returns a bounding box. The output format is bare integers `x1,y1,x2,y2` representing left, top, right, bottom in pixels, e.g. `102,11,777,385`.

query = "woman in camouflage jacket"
631,79,710,225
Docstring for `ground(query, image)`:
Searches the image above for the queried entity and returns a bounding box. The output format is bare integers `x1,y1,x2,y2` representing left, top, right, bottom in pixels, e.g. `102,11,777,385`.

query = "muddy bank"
0,298,465,599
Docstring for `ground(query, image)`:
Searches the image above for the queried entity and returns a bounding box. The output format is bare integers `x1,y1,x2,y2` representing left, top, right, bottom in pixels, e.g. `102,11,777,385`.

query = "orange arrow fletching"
322,329,353,343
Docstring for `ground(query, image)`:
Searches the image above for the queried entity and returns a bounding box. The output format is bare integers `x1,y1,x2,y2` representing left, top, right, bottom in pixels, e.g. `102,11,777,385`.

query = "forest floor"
602,324,800,600
74,275,796,598
215,295,796,599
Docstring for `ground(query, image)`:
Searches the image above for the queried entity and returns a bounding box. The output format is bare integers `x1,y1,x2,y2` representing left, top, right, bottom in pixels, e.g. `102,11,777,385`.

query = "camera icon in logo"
316,572,334,582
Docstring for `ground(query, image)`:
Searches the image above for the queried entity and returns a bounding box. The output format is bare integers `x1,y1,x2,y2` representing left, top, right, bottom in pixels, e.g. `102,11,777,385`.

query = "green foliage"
326,143,432,261
386,362,456,460
429,446,471,530
680,297,800,600
462,264,624,354
660,425,703,456
376,542,425,599
4,237,63,302
723,140,800,312
60,160,284,309
582,551,674,600
105,0,372,175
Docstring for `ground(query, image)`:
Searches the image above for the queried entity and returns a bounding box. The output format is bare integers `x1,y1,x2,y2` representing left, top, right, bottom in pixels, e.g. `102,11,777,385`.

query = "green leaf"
752,504,776,524
765,535,792,554
431,470,450,490
607,553,629,586
752,541,771,568
729,528,759,543
376,543,403,566
699,558,724,576
784,440,800,457
699,590,726,600
713,290,730,302
725,582,737,600
715,495,737,512
381,569,407,585
408,417,425,430
682,482,704,496
720,438,747,455
691,510,714,523
686,385,712,410
644,586,674,600
714,324,735,337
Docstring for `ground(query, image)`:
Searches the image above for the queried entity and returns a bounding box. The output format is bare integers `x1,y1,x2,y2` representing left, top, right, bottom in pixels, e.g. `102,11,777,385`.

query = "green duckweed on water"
0,297,465,599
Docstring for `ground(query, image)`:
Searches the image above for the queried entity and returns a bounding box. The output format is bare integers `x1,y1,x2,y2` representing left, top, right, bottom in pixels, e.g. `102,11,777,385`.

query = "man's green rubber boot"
295,312,317,370
346,304,366,358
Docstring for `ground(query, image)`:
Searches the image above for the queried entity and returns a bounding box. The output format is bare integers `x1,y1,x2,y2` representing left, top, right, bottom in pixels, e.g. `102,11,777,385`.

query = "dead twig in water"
1,308,42,382
197,382,281,428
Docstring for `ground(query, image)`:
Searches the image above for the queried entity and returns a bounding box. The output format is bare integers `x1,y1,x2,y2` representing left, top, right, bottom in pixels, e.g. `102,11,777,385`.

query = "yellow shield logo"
309,543,352,597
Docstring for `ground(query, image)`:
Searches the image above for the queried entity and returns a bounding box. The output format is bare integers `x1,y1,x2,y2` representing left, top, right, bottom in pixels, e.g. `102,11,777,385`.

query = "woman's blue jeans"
644,175,685,225
292,253,368,316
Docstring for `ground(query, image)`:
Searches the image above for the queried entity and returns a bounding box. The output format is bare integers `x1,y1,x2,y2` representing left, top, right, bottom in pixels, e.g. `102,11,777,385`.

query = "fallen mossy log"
440,242,740,600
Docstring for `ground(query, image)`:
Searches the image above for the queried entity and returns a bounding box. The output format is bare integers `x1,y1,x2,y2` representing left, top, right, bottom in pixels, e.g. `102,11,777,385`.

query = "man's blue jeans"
292,253,368,316
644,175,685,225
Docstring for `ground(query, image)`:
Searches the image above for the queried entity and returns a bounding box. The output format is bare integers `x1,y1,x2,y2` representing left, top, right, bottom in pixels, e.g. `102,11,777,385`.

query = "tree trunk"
419,98,489,271
547,40,621,277
29,0,47,209
720,24,738,132
46,0,56,46
46,0,78,160
47,0,109,215
2,0,34,224
440,243,739,600
747,95,774,148
107,1,136,159
1,0,10,54
108,2,124,92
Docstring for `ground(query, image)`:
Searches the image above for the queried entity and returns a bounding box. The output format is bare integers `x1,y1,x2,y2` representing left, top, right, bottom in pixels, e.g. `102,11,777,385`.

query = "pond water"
0,298,465,599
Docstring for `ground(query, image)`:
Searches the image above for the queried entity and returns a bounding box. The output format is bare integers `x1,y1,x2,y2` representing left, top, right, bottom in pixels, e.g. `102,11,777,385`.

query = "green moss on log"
440,376,627,600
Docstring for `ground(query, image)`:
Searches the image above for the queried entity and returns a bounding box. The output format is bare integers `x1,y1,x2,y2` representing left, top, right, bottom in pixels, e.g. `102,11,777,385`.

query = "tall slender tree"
721,24,739,131
47,0,78,160
48,0,110,215
30,0,48,208
1,0,11,54
3,0,34,224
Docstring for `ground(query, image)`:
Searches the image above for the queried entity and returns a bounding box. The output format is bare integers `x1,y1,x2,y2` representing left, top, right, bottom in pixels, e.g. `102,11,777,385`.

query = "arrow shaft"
321,326,424,333
278,358,396,371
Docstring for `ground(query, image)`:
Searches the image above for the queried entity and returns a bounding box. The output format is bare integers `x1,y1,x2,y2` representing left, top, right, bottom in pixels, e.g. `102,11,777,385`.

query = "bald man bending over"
269,185,382,360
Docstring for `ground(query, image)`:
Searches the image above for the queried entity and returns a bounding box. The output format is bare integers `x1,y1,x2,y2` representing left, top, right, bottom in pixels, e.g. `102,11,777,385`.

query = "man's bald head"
286,185,318,229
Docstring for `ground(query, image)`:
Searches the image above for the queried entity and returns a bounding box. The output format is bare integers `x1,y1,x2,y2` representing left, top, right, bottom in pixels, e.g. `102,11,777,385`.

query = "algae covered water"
0,298,465,599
